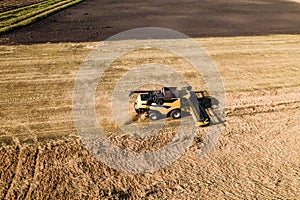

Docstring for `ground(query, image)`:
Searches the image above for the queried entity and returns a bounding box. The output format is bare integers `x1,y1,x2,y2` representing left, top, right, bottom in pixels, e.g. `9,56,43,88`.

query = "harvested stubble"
0,35,299,199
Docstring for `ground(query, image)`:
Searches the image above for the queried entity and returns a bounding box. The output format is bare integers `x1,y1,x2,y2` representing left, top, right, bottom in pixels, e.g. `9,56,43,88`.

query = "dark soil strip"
1,0,300,44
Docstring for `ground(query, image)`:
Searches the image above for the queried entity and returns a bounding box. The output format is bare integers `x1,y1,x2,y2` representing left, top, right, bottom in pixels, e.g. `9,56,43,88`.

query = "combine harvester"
129,86,214,127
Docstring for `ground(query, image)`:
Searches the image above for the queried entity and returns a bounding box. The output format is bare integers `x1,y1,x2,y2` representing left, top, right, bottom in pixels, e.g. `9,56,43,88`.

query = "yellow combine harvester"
129,86,212,127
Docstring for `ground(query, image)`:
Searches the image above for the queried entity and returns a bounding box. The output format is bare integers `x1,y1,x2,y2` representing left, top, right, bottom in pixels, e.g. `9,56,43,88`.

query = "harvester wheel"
170,109,181,119
149,112,160,120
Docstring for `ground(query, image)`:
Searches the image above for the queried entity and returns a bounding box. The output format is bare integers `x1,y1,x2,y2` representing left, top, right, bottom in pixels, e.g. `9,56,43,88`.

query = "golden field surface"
0,35,299,199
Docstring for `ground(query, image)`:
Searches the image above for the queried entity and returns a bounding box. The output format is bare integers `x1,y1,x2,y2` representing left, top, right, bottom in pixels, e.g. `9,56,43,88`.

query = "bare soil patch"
1,0,300,44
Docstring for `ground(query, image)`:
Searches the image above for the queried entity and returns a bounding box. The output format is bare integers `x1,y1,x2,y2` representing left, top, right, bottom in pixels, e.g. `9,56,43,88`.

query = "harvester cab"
129,86,212,127
129,87,179,113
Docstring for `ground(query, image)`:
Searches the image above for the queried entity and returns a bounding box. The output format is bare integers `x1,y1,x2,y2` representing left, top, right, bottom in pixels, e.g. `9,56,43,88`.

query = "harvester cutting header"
129,86,214,127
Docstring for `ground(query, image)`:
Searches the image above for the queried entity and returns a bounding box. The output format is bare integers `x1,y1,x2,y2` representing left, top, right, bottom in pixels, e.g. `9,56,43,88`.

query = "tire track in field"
3,145,41,199
2,140,40,200
24,146,39,200
0,146,19,199
3,144,22,200
226,100,300,117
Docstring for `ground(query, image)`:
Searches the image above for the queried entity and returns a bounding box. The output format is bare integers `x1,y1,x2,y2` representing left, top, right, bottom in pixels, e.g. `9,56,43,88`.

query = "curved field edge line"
0,0,77,27
0,0,83,35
